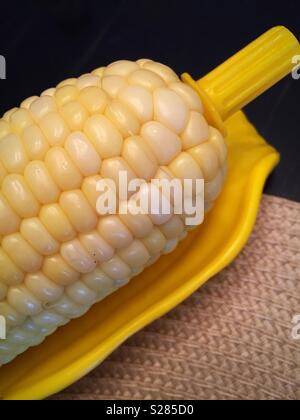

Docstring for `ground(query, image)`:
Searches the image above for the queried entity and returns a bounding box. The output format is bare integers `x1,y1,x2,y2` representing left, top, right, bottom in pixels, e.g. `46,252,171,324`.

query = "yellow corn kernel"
3,108,18,122
91,67,105,78
0,161,7,185
0,133,29,173
181,111,209,150
100,255,131,281
57,78,77,88
43,255,80,286
0,248,24,286
41,88,56,97
159,215,185,240
141,121,182,165
101,157,137,192
188,142,220,181
0,302,26,328
170,82,203,113
209,126,228,165
32,310,67,329
2,174,40,218
204,169,224,202
98,216,133,249
25,272,64,303
66,281,96,306
0,282,8,301
59,100,89,131
2,233,43,273
30,96,56,120
119,202,153,238
81,175,102,208
142,227,167,255
153,88,189,134
65,132,101,177
82,268,114,296
77,74,100,90
118,85,153,123
20,96,38,110
8,285,43,316
79,231,114,264
0,119,11,139
20,218,59,256
39,112,70,146
169,152,203,182
24,161,60,204
128,69,166,90
45,147,83,191
46,296,87,318
105,100,140,138
118,240,150,269
10,108,34,134
55,85,79,107
84,115,123,159
61,239,97,274
0,193,20,235
22,124,50,160
102,75,128,98
39,204,76,242
122,136,158,181
104,60,139,77
59,190,98,233
78,86,108,114
143,61,179,84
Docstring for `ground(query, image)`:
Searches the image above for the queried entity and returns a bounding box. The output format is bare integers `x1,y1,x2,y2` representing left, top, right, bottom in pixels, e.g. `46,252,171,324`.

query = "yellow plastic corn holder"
0,26,299,400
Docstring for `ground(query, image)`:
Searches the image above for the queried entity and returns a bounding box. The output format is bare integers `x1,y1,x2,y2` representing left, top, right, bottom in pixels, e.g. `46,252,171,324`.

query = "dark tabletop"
0,0,299,201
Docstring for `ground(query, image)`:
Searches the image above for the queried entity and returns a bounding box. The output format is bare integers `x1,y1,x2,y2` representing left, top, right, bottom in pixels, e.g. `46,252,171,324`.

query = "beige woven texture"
53,195,300,400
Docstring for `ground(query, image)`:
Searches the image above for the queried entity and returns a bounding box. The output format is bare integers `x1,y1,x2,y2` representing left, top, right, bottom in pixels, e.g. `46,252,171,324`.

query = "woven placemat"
52,195,300,400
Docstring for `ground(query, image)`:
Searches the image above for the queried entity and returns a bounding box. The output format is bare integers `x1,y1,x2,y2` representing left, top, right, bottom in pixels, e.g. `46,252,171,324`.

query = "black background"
0,0,299,201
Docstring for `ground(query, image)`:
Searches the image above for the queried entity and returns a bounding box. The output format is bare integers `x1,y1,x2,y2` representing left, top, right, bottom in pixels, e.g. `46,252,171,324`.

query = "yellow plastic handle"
182,26,300,135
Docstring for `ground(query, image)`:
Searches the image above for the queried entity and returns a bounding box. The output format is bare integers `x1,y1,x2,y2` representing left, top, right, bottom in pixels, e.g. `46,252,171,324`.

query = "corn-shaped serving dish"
0,27,299,369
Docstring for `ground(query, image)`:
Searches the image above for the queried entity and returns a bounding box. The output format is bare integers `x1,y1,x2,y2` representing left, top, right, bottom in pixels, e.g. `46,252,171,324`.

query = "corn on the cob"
0,59,227,365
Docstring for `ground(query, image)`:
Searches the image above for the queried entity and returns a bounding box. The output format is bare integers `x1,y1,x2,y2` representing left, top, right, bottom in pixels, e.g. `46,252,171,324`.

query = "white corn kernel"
154,88,189,134
98,216,133,249
105,100,140,138
45,147,83,191
43,255,80,286
24,161,60,204
20,218,59,256
8,285,43,316
84,115,123,159
60,190,98,233
102,75,128,98
104,60,139,77
118,85,153,122
122,136,158,181
2,174,40,218
141,121,182,165
128,69,166,90
181,111,209,150
0,133,29,174
39,204,76,243
2,233,43,273
61,239,97,274
25,272,63,303
65,131,101,176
